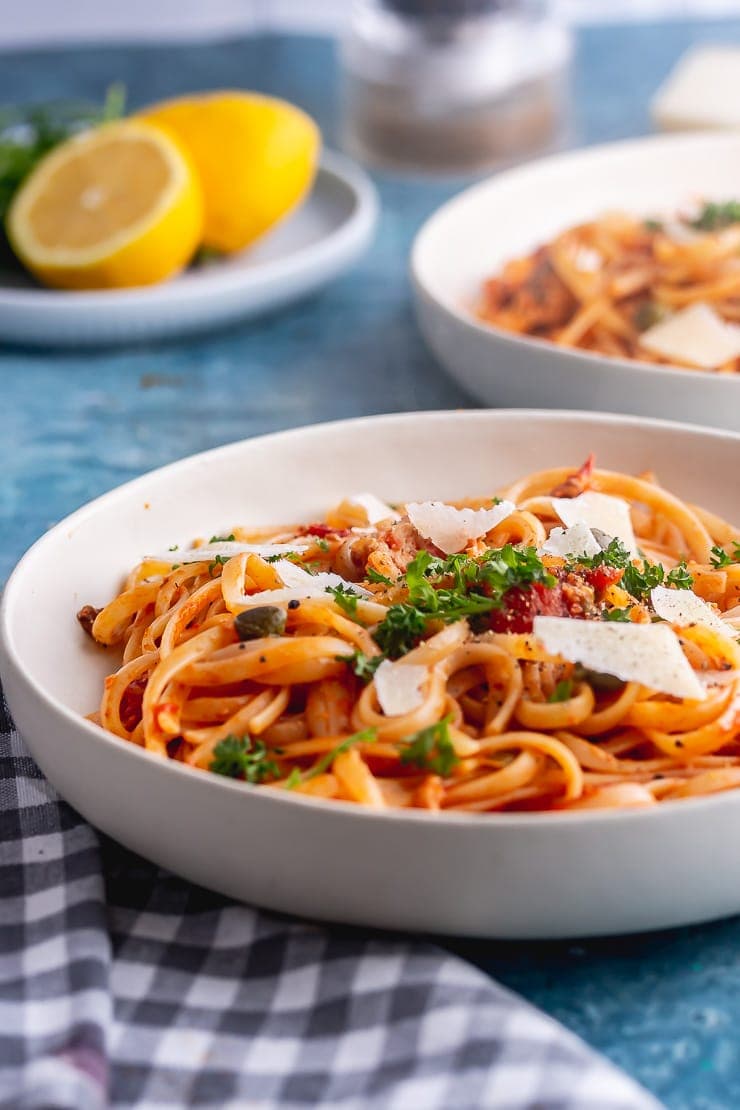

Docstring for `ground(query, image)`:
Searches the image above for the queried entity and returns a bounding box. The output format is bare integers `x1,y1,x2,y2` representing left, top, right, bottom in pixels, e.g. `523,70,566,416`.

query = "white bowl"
3,409,740,939
0,151,378,347
412,132,740,432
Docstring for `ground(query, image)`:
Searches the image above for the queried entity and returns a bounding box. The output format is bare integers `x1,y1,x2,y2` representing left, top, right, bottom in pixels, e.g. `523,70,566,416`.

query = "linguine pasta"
478,204,740,373
79,459,740,814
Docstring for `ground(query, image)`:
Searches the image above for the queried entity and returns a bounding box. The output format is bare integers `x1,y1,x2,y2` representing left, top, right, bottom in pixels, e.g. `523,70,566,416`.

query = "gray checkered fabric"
0,688,662,1110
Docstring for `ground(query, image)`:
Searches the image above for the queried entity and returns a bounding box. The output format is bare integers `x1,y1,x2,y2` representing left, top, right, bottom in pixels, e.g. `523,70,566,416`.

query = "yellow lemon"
139,91,320,253
7,119,203,290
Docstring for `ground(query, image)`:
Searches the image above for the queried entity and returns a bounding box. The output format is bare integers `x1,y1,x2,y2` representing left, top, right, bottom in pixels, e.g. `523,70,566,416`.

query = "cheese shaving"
551,492,637,555
533,616,706,701
406,499,516,555
374,659,428,716
541,522,602,560
349,493,400,524
639,303,740,370
651,585,736,641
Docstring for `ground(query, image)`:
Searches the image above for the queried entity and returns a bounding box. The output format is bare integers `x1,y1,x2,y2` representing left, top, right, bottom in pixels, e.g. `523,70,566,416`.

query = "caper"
574,663,625,692
234,605,286,641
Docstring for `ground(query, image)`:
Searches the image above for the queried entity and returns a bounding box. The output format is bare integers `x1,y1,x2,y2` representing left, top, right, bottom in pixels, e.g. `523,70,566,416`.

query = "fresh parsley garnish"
399,717,459,777
335,650,385,681
210,735,281,783
208,554,229,574
326,583,362,616
209,533,235,543
548,679,573,702
710,543,740,567
602,607,632,622
366,567,393,586
285,728,377,788
621,559,693,601
168,544,179,552
263,551,299,563
373,545,556,658
690,201,740,231
315,538,330,552
567,537,631,572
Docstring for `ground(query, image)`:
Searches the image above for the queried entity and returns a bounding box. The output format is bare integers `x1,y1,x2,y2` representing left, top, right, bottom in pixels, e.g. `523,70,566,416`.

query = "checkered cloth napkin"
0,690,662,1110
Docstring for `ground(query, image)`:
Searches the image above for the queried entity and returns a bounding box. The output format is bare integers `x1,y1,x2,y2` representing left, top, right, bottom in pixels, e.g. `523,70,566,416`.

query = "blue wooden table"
3,21,740,1109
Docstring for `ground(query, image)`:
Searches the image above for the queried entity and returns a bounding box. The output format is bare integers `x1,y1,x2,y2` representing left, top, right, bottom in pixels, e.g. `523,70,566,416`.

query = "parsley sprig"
690,201,740,231
622,559,693,601
711,543,740,568
210,735,281,783
285,728,377,789
335,650,386,682
374,546,555,657
399,717,460,777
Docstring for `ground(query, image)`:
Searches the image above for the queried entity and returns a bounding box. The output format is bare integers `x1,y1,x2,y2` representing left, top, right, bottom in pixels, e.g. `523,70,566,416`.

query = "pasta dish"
79,458,740,814
479,202,740,373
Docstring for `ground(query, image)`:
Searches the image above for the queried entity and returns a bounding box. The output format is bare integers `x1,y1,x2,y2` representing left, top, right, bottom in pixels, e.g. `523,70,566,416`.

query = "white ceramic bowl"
0,151,377,347
412,132,740,432
3,409,740,939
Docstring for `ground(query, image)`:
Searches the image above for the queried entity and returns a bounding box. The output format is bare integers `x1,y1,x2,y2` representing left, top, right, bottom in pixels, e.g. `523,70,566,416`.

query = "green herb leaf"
548,679,573,702
208,554,229,574
326,583,362,616
210,734,281,783
373,603,428,657
286,728,377,788
366,567,393,586
209,533,235,543
399,717,459,777
711,544,733,568
335,650,386,681
690,201,740,231
665,561,694,590
602,607,633,622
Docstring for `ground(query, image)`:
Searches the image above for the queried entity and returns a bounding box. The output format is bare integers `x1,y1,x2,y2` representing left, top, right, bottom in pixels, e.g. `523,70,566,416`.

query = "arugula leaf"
285,728,377,788
399,717,459,777
326,583,362,616
548,679,573,702
335,650,385,681
210,735,281,783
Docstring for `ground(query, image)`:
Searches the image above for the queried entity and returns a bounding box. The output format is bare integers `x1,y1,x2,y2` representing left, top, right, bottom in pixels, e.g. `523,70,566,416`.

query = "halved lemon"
7,120,203,290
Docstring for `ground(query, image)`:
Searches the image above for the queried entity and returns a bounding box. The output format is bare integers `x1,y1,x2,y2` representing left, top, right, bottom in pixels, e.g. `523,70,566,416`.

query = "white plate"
3,409,740,939
411,132,740,432
0,150,378,347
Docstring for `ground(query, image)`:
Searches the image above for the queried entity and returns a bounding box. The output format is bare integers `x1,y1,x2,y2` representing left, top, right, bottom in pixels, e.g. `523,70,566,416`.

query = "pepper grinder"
340,0,572,175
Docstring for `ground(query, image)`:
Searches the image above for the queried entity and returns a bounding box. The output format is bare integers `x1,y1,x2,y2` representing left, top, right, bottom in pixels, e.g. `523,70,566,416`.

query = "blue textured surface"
4,22,740,1109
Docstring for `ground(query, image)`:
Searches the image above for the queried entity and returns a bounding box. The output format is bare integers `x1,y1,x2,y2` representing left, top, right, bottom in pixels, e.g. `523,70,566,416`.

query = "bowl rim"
410,129,740,389
4,406,740,833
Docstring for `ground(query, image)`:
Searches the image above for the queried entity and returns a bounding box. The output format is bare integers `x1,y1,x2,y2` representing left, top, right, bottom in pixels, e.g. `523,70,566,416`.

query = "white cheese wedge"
149,540,309,564
652,46,740,131
406,500,516,555
348,493,400,524
237,559,371,608
533,616,706,701
374,659,428,716
651,585,735,641
638,303,740,370
541,522,602,560
551,492,637,555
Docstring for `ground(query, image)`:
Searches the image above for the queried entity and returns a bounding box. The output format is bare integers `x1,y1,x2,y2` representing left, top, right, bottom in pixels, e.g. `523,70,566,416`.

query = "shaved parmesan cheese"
573,246,603,273
374,659,427,716
533,616,706,701
349,493,400,524
237,559,371,609
406,499,516,555
149,541,308,564
651,585,735,641
541,522,602,560
551,492,637,555
639,303,740,370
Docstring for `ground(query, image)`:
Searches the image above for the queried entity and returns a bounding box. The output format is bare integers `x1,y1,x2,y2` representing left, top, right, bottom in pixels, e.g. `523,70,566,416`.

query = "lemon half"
7,119,203,290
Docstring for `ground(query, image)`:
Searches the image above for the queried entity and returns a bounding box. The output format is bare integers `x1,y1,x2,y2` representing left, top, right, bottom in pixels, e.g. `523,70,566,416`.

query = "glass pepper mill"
340,0,572,175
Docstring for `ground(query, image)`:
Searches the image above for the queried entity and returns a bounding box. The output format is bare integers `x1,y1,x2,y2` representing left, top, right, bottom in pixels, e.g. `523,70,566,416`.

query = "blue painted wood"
3,23,740,1108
